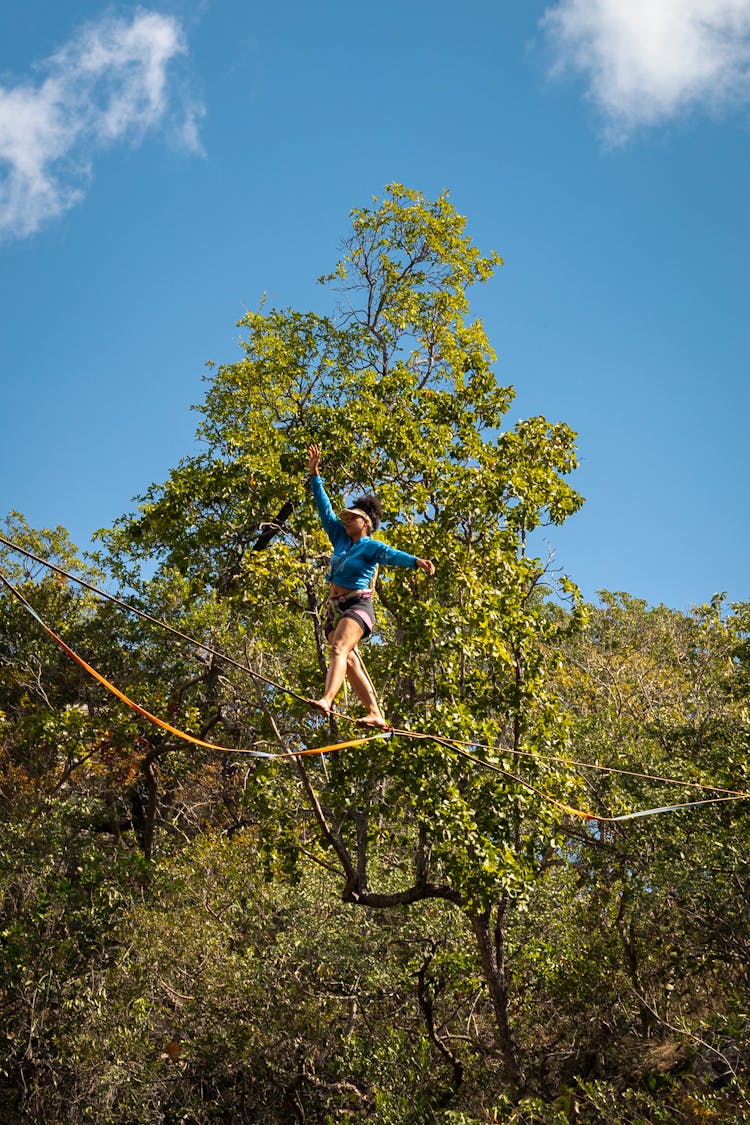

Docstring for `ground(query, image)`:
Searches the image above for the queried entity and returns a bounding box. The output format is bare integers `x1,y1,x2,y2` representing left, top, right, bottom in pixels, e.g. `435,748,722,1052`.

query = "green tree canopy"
94,184,585,1089
2,188,750,1122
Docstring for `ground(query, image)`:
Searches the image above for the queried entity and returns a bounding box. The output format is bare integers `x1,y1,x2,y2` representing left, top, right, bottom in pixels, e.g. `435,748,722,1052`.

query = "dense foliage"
1,188,749,1122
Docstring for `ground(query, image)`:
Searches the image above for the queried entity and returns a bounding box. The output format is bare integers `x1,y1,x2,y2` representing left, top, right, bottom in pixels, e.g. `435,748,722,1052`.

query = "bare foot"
361,712,390,730
312,698,333,717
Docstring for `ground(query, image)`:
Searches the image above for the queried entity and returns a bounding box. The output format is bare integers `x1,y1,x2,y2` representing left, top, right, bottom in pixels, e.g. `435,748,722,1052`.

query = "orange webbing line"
442,739,750,820
0,533,313,709
447,738,750,823
0,570,386,760
387,729,608,820
4,546,748,821
0,532,389,734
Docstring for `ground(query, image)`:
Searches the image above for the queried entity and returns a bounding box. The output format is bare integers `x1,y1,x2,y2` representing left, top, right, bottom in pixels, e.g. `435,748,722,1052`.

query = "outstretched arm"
373,541,436,576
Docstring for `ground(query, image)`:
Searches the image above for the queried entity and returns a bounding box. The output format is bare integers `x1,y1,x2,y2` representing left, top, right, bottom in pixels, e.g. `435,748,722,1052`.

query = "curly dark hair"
352,494,382,531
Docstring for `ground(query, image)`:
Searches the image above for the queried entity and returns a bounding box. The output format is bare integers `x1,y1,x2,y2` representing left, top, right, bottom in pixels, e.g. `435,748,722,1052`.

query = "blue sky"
1,0,749,611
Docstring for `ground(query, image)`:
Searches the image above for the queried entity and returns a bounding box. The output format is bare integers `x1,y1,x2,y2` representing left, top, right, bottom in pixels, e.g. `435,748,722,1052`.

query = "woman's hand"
308,444,321,476
416,558,436,576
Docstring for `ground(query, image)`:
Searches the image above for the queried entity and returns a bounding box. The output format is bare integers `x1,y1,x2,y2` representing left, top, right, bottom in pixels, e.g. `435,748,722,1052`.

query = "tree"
511,592,750,1103
97,184,584,1094
6,189,750,1122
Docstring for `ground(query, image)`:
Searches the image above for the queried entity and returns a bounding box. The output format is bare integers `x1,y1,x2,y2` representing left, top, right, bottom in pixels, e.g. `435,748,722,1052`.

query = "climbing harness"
325,589,374,636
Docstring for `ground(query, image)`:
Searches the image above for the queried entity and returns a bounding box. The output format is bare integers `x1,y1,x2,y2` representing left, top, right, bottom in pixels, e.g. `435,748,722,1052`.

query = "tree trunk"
468,900,525,1093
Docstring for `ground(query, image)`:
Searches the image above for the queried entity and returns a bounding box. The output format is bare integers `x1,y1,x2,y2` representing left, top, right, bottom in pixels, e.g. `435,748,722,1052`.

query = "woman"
307,444,435,728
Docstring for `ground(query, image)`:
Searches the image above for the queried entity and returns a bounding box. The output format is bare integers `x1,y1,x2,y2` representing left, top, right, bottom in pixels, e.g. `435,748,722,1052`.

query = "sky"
1,0,749,612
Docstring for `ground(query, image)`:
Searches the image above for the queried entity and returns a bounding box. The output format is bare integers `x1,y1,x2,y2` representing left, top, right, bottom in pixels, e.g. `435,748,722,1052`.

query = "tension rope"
391,728,745,798
0,569,387,760
0,533,315,712
394,728,750,823
2,534,749,823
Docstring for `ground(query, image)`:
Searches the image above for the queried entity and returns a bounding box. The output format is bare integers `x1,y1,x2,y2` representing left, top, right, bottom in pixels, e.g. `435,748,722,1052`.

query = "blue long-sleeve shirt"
309,474,418,589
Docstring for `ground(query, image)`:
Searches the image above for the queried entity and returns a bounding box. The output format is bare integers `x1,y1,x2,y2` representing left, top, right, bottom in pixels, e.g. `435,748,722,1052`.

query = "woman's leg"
345,649,387,727
314,617,365,715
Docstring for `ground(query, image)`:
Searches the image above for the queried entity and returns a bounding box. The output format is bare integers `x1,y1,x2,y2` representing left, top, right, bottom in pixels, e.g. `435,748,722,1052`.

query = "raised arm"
308,444,321,477
307,445,347,548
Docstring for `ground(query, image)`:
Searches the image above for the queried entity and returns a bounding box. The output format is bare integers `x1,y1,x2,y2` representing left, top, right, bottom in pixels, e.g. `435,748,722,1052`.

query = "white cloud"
541,0,750,141
0,11,201,239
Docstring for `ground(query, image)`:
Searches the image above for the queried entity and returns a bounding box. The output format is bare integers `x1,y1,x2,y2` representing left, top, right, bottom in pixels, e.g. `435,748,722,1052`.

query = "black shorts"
324,592,375,640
